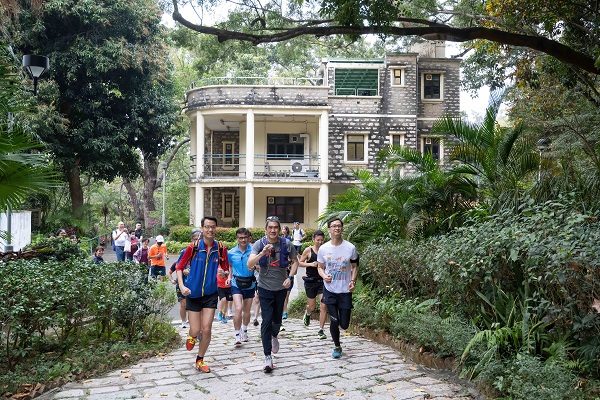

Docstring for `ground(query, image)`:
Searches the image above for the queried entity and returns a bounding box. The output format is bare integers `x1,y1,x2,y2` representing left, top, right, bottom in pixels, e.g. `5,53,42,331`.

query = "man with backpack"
176,216,229,373
247,216,298,373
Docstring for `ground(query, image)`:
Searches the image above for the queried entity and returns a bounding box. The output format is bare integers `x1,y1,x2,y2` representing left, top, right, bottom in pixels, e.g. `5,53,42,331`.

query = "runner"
177,217,229,373
317,218,359,359
299,229,327,339
228,228,255,345
247,216,298,373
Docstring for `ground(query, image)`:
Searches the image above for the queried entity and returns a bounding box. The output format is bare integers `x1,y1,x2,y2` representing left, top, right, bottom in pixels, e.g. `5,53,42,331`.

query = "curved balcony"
185,76,329,110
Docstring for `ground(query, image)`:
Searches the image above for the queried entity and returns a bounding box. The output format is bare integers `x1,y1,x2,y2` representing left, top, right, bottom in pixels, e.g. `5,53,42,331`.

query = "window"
334,68,379,96
222,141,234,170
345,134,367,163
222,193,234,219
390,68,405,86
267,134,304,159
422,73,443,100
390,133,404,147
266,196,304,223
421,137,442,162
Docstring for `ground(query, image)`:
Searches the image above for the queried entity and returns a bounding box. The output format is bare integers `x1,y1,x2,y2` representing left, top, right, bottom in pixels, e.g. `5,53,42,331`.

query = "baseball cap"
294,221,300,225
156,235,164,243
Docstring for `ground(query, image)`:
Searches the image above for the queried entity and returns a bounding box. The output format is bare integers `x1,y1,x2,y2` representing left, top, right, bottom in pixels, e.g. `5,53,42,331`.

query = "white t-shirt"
317,240,358,294
292,228,304,246
113,229,128,247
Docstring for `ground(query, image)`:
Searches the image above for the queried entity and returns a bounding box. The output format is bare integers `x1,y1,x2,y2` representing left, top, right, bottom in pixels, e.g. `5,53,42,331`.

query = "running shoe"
271,336,280,354
263,355,274,373
218,311,224,321
181,320,188,329
195,360,211,373
318,329,327,340
253,319,259,326
234,334,242,345
282,312,288,319
332,346,342,359
303,312,310,326
220,316,228,324
185,336,197,351
279,325,286,332
240,330,248,342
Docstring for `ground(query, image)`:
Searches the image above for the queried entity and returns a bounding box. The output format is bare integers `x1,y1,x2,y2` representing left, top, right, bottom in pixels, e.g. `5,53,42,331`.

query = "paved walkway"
40,317,477,400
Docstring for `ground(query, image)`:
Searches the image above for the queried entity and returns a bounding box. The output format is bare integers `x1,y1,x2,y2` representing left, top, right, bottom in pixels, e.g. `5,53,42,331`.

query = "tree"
169,0,599,75
0,47,55,212
431,93,539,212
320,147,477,244
3,0,182,215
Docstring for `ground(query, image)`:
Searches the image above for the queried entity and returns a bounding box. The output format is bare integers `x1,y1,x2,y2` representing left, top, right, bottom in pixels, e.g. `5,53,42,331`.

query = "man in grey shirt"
247,216,298,373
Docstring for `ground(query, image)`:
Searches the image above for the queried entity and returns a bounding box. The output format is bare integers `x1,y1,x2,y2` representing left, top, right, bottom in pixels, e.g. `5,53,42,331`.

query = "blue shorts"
231,285,256,299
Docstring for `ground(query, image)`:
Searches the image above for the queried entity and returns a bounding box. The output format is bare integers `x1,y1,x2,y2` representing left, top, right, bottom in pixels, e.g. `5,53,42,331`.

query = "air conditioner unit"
289,159,309,176
425,137,432,145
290,134,300,143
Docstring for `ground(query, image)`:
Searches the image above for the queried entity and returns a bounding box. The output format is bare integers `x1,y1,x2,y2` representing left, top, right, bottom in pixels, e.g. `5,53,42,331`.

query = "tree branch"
171,9,599,75
154,138,190,190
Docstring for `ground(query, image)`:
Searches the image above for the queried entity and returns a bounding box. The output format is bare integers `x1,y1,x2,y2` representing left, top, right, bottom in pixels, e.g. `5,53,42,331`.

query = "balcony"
191,154,321,181
186,76,329,109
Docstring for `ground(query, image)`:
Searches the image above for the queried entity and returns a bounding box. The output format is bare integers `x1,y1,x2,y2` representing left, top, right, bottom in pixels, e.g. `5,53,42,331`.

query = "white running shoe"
240,330,248,342
234,334,242,346
271,336,279,354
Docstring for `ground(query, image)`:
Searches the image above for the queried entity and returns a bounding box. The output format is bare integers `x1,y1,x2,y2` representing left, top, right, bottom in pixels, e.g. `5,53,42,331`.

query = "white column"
245,110,255,179
195,186,204,226
196,113,205,177
318,183,329,218
245,183,254,228
318,110,329,181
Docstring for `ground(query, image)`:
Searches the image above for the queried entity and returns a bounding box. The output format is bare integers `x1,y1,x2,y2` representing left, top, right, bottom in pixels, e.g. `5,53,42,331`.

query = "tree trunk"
123,178,144,225
142,155,159,229
67,159,84,214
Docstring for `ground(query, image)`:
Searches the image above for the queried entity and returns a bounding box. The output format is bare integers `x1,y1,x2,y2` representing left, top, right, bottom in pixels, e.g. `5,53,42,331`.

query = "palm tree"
319,146,477,245
0,50,56,212
431,92,538,212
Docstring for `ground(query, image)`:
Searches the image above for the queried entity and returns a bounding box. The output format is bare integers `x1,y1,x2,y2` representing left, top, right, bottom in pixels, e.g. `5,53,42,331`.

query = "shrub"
23,237,87,261
168,225,192,242
477,353,582,400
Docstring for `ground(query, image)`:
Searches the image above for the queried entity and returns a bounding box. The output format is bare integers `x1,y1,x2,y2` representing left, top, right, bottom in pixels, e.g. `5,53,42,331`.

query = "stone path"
40,317,477,400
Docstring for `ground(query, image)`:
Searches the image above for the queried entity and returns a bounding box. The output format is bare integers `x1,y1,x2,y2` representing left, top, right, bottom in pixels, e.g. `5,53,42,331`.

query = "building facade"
184,45,460,228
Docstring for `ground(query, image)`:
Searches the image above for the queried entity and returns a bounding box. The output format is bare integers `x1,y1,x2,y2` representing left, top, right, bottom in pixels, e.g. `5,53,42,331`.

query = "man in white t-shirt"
291,221,306,254
317,217,359,360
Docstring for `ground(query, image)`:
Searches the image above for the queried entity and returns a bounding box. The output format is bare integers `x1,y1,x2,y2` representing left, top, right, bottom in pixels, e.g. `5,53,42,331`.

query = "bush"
168,225,193,242
23,237,88,261
0,259,176,371
477,353,582,400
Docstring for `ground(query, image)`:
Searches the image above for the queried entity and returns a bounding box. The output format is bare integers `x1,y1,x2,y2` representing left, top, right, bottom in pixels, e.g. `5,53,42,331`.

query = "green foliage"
320,148,477,245
432,92,539,213
352,284,475,358
477,353,582,400
169,225,193,242
0,47,56,211
23,237,87,261
0,258,176,374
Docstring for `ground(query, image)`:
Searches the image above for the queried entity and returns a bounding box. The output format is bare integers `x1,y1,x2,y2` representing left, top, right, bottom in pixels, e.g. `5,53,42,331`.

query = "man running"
299,229,327,339
247,216,298,373
228,228,255,345
177,216,229,373
317,218,359,359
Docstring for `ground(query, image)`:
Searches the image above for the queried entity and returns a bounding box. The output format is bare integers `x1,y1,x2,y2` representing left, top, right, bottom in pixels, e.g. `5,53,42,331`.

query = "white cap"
156,235,164,243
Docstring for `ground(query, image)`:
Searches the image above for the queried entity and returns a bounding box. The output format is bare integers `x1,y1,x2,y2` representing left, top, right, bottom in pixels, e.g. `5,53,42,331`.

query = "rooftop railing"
190,76,325,89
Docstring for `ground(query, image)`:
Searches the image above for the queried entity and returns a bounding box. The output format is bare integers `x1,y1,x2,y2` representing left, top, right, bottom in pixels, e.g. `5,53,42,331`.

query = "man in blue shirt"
228,228,255,345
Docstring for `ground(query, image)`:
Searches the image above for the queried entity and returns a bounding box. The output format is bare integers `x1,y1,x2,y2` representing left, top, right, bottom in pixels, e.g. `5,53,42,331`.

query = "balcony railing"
191,154,321,180
190,76,324,89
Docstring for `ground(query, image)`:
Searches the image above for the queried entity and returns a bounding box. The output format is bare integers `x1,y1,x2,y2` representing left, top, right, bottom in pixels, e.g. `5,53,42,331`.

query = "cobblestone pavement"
40,317,477,400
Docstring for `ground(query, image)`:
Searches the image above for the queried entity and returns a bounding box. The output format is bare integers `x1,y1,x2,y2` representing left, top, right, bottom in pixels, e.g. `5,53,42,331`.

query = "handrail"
190,76,325,89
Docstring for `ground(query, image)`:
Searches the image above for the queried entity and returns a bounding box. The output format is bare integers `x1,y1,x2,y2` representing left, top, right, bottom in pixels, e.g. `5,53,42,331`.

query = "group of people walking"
175,215,359,374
